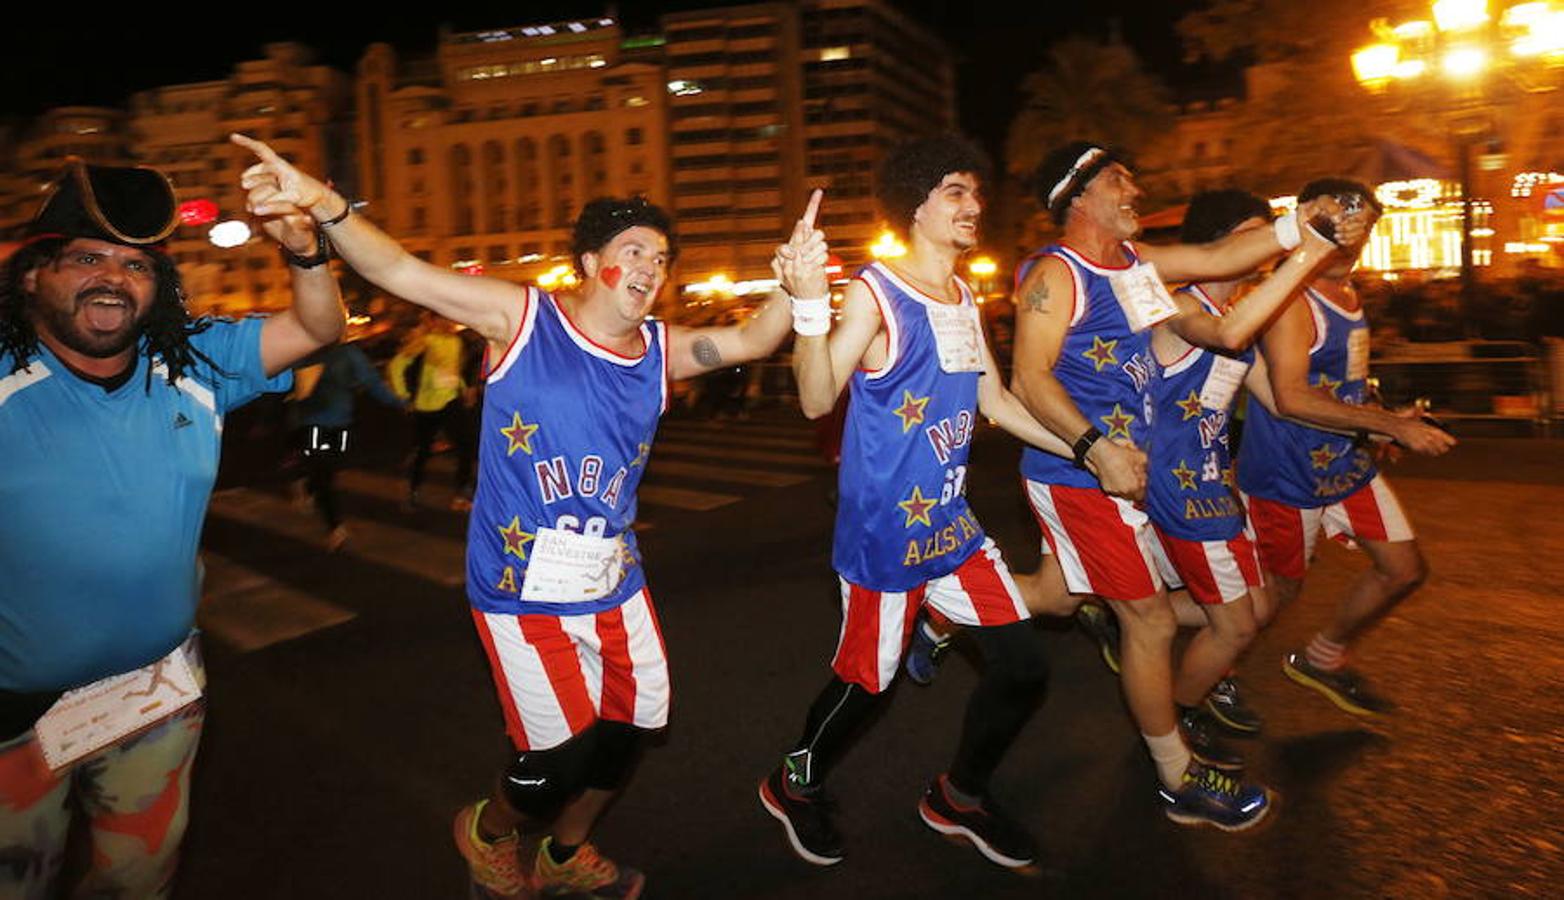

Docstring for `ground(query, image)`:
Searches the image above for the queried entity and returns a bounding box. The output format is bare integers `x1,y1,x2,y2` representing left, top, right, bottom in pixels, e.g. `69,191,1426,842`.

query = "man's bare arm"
1167,228,1334,352
233,134,521,345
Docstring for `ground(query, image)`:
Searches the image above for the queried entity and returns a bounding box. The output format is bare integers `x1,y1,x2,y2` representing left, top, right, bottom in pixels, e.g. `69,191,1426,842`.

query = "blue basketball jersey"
1238,286,1377,507
833,263,987,590
1146,286,1252,541
1018,243,1158,488
467,288,667,616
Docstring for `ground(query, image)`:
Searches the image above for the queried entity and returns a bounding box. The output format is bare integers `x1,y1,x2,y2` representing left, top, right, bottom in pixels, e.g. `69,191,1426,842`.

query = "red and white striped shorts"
1025,480,1165,601
1241,474,1415,581
471,587,670,752
1153,526,1264,606
831,537,1029,693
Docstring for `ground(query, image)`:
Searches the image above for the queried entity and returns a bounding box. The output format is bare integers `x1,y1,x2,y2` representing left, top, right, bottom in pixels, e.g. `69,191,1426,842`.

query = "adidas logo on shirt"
173,412,193,429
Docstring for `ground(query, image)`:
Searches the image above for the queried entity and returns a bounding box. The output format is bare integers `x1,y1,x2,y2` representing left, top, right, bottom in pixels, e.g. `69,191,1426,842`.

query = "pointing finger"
801,189,823,230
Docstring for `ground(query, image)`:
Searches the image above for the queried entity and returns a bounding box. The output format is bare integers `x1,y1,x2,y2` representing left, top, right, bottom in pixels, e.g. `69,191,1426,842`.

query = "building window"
627,127,644,146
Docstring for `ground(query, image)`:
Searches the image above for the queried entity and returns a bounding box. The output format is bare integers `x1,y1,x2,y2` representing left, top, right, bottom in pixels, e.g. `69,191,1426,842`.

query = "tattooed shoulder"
692,335,722,367
1021,279,1050,314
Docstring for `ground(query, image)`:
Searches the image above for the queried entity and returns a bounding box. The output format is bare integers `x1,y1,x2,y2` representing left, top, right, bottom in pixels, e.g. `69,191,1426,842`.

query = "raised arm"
1137,196,1365,284
664,190,829,381
1010,256,1146,498
232,134,521,346
242,182,345,376
1258,298,1456,455
1167,227,1335,352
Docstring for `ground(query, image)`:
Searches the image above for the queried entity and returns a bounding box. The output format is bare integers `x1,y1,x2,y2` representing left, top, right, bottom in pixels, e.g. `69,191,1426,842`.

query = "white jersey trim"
548,292,653,368
856,267,901,380
487,286,538,384
0,362,52,408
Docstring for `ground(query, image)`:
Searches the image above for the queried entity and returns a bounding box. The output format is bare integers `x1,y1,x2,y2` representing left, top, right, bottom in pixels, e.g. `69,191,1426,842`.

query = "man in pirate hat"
0,157,345,897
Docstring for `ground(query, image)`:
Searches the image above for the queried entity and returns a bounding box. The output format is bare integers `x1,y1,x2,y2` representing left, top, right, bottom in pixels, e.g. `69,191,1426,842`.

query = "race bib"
1346,329,1370,382
1107,263,1180,332
1199,354,1250,411
926,302,984,373
520,527,627,604
34,638,203,772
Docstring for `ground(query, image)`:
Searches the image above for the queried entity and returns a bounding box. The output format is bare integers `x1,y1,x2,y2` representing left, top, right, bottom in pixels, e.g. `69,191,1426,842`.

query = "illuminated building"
128,44,350,314
0,107,134,236
355,17,670,289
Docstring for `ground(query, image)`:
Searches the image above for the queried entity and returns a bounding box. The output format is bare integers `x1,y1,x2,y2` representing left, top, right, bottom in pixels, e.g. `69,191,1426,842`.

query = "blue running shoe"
1159,763,1273,832
903,617,951,686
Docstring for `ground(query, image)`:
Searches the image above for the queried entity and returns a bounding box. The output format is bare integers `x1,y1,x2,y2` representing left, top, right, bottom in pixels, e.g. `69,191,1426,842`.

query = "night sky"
0,2,1226,163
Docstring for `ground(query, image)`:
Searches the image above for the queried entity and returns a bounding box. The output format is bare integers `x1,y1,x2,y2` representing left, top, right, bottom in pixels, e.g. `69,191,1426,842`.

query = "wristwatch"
1072,425,1103,469
281,229,331,269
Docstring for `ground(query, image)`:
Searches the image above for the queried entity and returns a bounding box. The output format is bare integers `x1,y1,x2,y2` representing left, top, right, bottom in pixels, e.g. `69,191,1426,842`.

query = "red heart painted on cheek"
600,266,622,289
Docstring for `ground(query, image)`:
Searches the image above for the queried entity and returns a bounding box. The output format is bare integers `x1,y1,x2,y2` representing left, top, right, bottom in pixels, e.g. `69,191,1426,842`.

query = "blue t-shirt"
466,289,666,616
833,263,986,590
0,317,290,692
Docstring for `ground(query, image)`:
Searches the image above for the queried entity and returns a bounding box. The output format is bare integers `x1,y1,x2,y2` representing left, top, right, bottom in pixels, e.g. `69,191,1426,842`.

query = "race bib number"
926,302,984,373
1199,354,1250,411
1108,263,1180,332
1346,329,1370,382
521,527,626,604
34,639,202,772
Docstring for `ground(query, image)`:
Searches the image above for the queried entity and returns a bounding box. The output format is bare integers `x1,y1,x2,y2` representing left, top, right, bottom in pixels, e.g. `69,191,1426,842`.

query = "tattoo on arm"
1022,281,1049,314
692,336,722,368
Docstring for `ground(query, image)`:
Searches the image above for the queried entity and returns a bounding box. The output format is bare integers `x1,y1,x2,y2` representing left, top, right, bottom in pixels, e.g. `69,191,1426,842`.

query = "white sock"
1143,730,1192,790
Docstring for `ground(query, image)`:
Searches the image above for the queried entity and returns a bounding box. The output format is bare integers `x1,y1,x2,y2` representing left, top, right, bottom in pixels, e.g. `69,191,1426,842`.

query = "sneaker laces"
1191,765,1242,796
1212,678,1241,702
544,842,618,889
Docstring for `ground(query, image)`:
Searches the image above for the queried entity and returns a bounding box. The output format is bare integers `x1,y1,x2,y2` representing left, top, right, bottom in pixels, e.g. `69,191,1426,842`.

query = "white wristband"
790,296,831,336
1273,212,1302,251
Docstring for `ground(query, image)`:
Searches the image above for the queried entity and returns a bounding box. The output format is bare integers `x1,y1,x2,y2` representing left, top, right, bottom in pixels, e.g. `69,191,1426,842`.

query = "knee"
974,621,1050,688
582,721,645,793
501,731,596,819
1209,607,1258,650
1381,551,1428,595
1117,599,1177,646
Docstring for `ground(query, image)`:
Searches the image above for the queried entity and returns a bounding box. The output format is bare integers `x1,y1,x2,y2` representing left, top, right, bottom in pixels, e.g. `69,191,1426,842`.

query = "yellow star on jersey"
897,485,937,528
1315,374,1342,398
1310,444,1338,471
497,516,535,559
1172,460,1199,490
893,390,930,433
1100,404,1136,441
1082,335,1119,372
499,412,540,456
1176,390,1204,421
630,441,651,468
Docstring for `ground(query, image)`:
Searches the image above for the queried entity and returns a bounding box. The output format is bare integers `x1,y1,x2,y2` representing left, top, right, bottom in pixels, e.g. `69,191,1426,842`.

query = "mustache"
75,286,133,305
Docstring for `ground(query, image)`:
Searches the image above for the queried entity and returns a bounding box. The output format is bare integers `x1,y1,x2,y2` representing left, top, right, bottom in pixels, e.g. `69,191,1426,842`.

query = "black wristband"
1072,425,1103,468
281,228,331,269
317,201,351,229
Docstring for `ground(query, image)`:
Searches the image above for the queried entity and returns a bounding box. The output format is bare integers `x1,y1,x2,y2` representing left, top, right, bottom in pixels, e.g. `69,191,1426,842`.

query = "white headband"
1046,147,1108,207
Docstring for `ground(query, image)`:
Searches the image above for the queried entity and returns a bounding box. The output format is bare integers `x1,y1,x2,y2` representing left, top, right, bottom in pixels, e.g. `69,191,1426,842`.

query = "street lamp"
869,230,906,259
1351,0,1564,317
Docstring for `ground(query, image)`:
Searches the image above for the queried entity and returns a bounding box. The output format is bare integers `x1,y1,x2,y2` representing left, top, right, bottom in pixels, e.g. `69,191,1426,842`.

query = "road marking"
198,553,357,651
645,459,812,487
209,487,467,587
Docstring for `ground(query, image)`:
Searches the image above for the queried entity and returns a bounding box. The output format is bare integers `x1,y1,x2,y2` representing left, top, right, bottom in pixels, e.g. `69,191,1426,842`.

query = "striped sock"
1305,634,1348,671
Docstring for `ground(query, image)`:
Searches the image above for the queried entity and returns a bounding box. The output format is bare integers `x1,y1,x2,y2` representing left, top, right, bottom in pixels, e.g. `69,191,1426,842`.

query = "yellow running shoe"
533,837,644,899
453,800,529,898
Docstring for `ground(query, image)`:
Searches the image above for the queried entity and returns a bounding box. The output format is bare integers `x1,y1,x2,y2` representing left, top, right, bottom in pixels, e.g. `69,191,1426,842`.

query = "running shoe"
1159,763,1273,832
533,838,644,899
1282,651,1395,717
453,800,529,898
917,774,1036,868
903,617,952,686
758,765,845,866
1075,602,1121,675
1203,677,1262,734
1178,707,1245,771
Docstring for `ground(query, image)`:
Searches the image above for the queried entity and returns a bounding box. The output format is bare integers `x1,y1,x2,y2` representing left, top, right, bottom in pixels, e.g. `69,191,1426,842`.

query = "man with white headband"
1008,141,1366,831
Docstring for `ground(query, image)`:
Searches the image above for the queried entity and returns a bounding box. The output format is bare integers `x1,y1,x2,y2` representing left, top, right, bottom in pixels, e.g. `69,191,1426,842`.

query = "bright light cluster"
1353,1,1564,89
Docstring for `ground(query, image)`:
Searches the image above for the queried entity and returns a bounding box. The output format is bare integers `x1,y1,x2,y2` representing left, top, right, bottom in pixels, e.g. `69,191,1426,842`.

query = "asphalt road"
174,407,1563,899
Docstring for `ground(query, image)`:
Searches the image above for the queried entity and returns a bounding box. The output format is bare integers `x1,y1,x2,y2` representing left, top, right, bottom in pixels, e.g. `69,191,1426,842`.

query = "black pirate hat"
28,157,177,245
